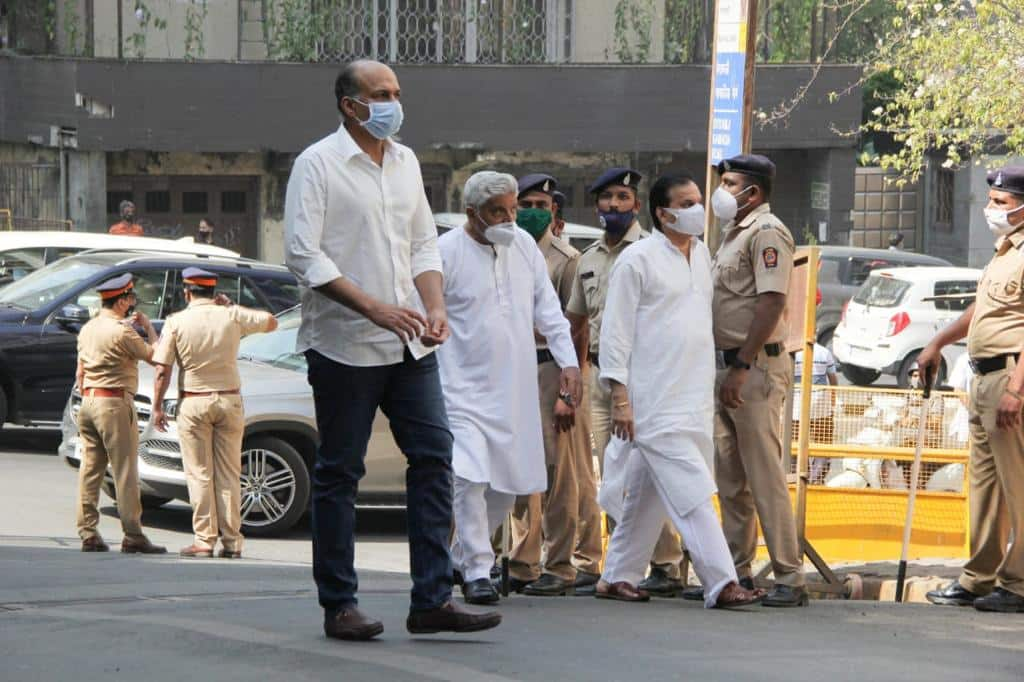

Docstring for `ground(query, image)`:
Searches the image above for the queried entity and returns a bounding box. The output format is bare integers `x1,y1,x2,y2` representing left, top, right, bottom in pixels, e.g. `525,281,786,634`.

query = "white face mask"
473,212,517,246
660,204,705,236
984,204,1024,237
710,185,753,222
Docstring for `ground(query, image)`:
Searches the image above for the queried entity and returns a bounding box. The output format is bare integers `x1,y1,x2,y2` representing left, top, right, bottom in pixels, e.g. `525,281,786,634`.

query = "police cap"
182,267,219,287
96,273,134,300
715,154,776,180
517,173,558,198
552,190,566,213
588,167,642,195
987,166,1024,196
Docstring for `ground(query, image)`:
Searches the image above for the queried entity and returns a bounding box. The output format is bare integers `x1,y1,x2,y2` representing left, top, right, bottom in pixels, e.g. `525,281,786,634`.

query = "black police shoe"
524,573,575,596
925,580,978,607
681,576,753,602
762,584,809,608
638,567,683,597
574,570,599,588
506,576,532,594
462,578,500,605
973,588,1024,613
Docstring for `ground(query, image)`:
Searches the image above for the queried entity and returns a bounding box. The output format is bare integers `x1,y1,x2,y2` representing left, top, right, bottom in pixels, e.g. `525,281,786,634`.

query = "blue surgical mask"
598,209,634,237
353,98,404,139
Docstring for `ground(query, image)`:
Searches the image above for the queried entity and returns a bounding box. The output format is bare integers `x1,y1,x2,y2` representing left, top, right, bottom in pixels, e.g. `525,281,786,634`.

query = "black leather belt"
970,354,1017,375
588,352,600,368
722,343,783,366
537,348,554,364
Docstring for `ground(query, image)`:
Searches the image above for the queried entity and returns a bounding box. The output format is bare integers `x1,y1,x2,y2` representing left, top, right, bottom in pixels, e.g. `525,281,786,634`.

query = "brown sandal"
595,581,651,602
713,581,766,609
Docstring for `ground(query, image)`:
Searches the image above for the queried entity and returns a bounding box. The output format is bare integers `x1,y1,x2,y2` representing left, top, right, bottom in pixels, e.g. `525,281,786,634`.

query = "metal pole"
117,0,124,60
895,375,933,602
795,246,818,543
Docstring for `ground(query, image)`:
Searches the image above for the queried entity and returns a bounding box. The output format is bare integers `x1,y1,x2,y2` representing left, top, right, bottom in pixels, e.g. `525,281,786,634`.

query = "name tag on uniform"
715,351,726,370
580,271,595,280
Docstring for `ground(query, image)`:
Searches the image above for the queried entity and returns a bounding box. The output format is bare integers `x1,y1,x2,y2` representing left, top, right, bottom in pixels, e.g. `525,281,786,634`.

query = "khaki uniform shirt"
537,229,581,350
566,221,644,356
968,230,1024,358
153,299,272,393
77,308,153,393
712,203,795,349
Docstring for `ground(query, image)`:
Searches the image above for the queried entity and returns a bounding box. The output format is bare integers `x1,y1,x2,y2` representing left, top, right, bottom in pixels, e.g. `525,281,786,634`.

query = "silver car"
59,307,407,535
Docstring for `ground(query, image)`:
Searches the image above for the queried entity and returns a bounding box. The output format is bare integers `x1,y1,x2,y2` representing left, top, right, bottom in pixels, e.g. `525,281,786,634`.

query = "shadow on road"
100,503,410,541
0,427,62,455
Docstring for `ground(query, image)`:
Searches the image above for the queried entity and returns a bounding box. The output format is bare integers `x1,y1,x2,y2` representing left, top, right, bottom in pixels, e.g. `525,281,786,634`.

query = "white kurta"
438,226,578,495
598,229,718,520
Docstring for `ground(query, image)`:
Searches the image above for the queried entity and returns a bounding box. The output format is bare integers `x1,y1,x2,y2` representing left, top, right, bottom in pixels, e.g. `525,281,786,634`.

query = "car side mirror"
54,304,91,331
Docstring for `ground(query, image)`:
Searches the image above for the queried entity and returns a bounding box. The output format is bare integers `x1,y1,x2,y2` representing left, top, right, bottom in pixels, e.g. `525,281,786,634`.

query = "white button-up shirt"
284,124,442,367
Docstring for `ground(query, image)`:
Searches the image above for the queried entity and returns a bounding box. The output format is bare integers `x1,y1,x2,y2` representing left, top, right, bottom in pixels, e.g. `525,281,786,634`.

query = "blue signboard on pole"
709,0,748,164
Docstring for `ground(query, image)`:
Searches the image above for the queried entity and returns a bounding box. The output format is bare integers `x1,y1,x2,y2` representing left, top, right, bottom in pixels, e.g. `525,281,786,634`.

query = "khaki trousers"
510,360,586,582
179,393,245,552
959,363,1024,597
577,364,684,579
76,394,145,542
714,352,804,587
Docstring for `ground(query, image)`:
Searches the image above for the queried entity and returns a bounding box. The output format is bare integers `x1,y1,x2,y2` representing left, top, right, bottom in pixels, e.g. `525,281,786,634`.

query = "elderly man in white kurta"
438,171,582,606
595,174,764,609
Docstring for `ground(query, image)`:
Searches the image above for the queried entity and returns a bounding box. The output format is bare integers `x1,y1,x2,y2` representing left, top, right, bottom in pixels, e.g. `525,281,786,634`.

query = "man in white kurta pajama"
596,174,763,609
437,171,581,605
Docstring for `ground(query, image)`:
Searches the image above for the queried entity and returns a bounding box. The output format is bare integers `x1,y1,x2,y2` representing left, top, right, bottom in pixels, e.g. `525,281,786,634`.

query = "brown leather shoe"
81,536,109,552
179,544,214,558
713,581,766,609
218,549,242,559
324,607,384,641
121,538,168,554
594,580,651,602
406,600,502,634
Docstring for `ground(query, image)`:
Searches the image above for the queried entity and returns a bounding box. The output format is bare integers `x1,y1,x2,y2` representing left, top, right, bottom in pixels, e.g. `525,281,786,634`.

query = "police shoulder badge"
762,247,778,269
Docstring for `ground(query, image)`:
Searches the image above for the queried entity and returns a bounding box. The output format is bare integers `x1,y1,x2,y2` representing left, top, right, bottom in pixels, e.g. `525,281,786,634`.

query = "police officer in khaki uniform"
709,154,806,607
75,274,166,554
151,267,277,558
507,173,591,596
566,167,686,596
922,166,1024,613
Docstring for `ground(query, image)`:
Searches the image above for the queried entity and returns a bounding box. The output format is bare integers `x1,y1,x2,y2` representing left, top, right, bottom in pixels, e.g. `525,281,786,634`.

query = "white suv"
832,267,980,387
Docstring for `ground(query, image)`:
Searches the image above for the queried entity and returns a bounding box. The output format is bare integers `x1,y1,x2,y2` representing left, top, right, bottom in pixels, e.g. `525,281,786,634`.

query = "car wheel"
100,481,171,509
841,364,881,386
240,435,310,537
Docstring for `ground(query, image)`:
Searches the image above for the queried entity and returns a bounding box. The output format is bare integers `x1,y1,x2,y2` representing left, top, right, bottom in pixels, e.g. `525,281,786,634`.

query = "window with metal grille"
934,168,954,231
182,191,208,214
317,0,571,64
145,191,171,213
221,191,247,213
106,191,133,214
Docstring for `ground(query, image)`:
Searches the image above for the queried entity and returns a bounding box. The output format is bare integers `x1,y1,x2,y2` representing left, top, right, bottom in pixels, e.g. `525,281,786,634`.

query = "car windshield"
852,274,911,307
237,306,305,372
0,257,108,310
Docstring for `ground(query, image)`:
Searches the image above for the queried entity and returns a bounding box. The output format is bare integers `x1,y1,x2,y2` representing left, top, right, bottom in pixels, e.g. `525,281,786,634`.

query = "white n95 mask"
661,205,706,236
710,185,752,222
484,221,518,246
985,205,1024,237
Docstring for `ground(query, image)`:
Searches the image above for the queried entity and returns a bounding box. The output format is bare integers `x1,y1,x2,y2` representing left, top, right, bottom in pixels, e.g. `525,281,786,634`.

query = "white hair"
463,171,517,210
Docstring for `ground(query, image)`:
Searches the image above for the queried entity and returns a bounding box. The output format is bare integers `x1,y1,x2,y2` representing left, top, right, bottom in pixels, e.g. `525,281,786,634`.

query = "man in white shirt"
595,173,763,609
793,342,839,481
284,60,500,641
437,171,582,605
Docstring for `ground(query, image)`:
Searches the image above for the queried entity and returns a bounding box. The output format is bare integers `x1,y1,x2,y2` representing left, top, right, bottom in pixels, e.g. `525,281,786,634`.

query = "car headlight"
163,399,178,419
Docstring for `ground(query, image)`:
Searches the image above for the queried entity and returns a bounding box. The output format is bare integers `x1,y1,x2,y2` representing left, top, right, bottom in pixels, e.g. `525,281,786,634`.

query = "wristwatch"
558,391,575,408
728,355,751,371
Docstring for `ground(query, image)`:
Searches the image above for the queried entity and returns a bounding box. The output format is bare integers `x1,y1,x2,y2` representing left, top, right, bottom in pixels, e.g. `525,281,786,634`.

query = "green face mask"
516,208,553,240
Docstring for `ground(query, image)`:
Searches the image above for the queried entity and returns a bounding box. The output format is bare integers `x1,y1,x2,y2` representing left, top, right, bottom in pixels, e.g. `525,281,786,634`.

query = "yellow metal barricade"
775,384,969,563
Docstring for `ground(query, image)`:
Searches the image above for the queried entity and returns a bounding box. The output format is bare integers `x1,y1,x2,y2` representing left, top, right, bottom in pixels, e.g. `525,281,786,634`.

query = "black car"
0,251,299,427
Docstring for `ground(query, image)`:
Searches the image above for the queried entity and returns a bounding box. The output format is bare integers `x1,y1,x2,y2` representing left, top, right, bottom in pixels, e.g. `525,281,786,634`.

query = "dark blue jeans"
306,349,454,612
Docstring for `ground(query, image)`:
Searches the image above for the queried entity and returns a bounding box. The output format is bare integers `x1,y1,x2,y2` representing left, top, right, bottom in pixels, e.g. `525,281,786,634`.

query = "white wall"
93,0,239,60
